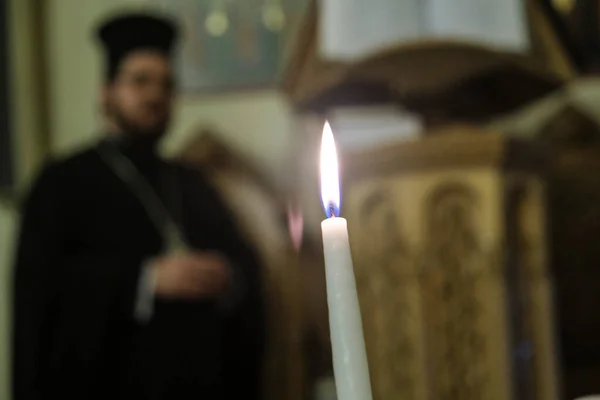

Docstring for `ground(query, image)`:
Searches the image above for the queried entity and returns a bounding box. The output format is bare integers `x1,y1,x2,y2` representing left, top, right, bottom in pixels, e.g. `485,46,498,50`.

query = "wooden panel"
342,129,558,400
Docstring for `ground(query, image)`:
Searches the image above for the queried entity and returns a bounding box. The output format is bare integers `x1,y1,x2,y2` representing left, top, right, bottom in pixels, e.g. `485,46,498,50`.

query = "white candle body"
321,217,373,400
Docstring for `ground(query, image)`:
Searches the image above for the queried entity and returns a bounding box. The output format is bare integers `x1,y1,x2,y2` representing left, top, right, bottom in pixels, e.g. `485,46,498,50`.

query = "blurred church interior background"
3,0,600,399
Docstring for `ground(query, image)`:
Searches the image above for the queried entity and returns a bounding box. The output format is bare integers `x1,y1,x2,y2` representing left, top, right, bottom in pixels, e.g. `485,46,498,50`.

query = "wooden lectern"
343,128,558,400
282,1,574,398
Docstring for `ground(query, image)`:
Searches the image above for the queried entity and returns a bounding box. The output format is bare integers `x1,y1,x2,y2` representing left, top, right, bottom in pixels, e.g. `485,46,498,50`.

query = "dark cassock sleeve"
12,163,149,400
183,168,266,400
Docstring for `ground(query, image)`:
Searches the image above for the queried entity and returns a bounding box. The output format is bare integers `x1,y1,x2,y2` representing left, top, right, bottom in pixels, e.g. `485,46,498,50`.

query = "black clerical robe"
12,140,265,400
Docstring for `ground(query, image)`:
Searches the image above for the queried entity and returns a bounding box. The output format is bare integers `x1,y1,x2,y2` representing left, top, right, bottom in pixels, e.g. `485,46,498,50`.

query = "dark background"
541,0,600,73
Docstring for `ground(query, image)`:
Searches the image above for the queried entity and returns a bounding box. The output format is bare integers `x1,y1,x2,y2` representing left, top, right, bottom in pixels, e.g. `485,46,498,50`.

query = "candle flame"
320,121,340,218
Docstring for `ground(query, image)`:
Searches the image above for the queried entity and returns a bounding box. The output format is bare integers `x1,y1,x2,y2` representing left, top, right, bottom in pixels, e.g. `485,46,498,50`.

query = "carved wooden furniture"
282,0,574,123
342,127,559,400
281,1,578,398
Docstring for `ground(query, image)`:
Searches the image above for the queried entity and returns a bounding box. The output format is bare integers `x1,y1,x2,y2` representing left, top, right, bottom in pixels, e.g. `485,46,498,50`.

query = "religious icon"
149,0,307,93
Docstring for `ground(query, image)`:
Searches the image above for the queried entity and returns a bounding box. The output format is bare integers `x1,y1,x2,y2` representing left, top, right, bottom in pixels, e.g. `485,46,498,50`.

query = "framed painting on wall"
149,0,307,93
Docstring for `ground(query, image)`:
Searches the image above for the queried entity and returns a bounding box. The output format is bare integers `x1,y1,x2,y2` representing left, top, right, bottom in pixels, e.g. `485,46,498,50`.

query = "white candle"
320,122,373,400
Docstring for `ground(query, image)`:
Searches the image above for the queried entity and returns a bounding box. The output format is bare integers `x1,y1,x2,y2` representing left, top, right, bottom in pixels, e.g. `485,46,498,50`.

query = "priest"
12,13,264,400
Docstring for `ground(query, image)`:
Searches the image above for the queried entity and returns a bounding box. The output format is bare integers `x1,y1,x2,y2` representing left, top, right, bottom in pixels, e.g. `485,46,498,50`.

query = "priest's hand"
153,252,231,300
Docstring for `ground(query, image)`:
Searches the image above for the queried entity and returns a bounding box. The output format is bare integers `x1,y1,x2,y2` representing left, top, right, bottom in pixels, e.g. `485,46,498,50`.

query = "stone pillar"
342,127,560,400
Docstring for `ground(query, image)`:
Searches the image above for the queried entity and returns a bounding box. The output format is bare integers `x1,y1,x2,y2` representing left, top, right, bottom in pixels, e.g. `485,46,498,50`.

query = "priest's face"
104,50,175,139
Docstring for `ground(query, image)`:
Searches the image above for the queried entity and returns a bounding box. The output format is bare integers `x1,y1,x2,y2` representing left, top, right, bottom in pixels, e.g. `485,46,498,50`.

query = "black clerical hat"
97,13,179,81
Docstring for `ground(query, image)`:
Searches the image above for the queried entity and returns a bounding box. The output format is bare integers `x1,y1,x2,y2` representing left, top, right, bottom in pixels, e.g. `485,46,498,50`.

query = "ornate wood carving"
420,184,488,400
343,128,558,400
355,188,415,400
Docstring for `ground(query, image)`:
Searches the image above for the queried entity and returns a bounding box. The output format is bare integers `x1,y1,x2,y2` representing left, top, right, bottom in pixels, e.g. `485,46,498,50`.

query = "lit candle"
320,121,373,400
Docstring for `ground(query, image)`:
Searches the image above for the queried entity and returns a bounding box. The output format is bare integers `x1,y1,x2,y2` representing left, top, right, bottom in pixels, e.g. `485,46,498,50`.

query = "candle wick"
328,203,336,218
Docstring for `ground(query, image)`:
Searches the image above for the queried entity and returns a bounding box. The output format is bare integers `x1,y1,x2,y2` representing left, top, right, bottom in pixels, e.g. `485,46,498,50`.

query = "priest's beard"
106,101,170,150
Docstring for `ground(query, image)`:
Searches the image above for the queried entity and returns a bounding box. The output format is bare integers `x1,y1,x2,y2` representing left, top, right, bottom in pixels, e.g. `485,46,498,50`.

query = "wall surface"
0,0,49,396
